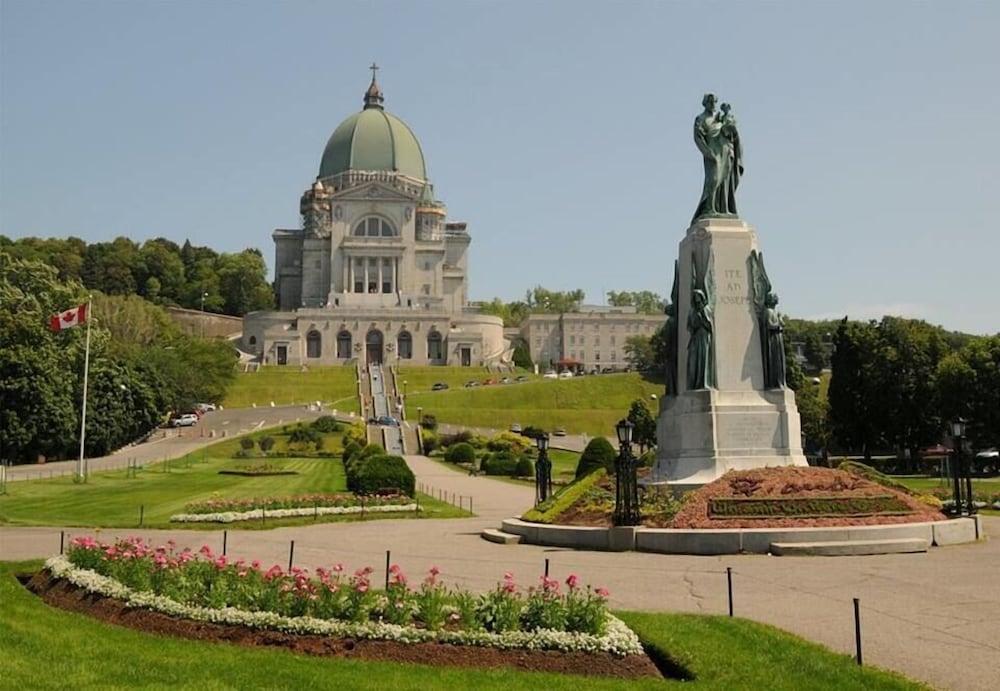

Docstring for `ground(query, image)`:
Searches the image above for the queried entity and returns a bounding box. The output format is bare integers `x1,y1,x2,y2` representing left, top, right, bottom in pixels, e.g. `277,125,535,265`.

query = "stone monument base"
649,388,808,492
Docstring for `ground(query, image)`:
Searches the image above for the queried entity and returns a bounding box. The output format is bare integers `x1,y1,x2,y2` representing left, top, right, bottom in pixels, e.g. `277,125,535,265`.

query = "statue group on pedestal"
749,250,786,389
692,93,743,222
686,249,716,390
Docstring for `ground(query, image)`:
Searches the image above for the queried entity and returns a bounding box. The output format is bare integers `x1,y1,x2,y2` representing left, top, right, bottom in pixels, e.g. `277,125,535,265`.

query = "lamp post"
417,406,423,425
950,418,969,516
403,380,408,399
614,419,640,526
200,291,208,339
534,433,552,506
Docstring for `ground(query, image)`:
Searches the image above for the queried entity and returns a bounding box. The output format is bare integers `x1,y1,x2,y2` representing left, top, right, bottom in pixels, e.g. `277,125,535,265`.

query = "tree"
828,319,887,462
623,335,655,371
606,290,665,314
802,331,829,372
626,399,657,453
216,249,274,316
525,286,584,314
511,339,533,369
938,335,1000,450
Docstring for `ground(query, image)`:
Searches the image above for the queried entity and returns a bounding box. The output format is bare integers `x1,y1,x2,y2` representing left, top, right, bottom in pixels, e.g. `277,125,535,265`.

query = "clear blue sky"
2,1,998,334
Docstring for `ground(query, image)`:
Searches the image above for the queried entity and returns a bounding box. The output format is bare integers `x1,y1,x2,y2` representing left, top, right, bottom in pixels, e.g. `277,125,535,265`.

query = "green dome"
318,107,427,181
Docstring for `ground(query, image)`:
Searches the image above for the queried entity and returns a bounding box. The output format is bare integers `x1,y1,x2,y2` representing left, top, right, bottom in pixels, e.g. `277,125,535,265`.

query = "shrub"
838,461,914,495
346,443,385,477
481,453,519,476
258,436,275,453
515,456,535,478
575,438,617,479
343,422,368,448
521,426,547,440
420,429,439,454
289,426,322,447
311,416,342,433
239,437,255,451
445,442,476,465
636,449,655,468
350,454,416,496
342,441,362,464
487,432,532,455
420,414,438,430
439,430,473,447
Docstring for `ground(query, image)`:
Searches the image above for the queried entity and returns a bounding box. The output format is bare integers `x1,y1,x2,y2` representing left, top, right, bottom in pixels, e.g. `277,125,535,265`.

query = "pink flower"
595,587,610,598
566,574,579,590
429,565,440,576
356,582,369,593
251,560,261,570
540,576,560,594
199,545,214,558
332,563,344,573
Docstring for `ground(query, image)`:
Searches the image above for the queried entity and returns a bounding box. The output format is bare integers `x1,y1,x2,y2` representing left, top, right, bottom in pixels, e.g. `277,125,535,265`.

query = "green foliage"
623,334,655,371
522,469,608,523
343,422,368,448
626,399,657,451
419,429,439,454
2,235,273,317
438,430,474,447
444,442,476,465
485,431,532,455
514,456,535,478
341,441,361,464
481,453,519,476
606,290,665,314
347,454,416,496
419,413,437,430
936,335,1000,450
288,425,322,447
257,436,275,453
837,461,915,495
310,416,342,433
575,438,617,479
512,339,533,369
239,438,255,451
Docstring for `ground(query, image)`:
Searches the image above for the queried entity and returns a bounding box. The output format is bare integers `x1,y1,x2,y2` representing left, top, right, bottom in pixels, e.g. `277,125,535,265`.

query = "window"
248,335,257,346
306,330,322,358
422,284,431,295
382,258,393,293
353,217,396,237
610,336,616,345
368,258,378,293
397,331,413,359
611,352,617,361
336,330,352,358
595,352,601,361
569,335,575,345
353,258,364,293
427,330,443,361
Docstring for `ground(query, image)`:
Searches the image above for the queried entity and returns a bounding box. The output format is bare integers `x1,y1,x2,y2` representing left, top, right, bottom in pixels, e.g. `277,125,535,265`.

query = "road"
368,364,403,455
1,451,997,690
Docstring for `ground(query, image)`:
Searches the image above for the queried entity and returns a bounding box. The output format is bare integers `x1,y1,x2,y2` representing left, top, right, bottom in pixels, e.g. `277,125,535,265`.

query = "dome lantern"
363,62,384,110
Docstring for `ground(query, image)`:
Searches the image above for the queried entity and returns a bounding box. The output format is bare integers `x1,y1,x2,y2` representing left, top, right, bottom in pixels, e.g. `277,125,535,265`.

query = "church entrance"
365,329,384,365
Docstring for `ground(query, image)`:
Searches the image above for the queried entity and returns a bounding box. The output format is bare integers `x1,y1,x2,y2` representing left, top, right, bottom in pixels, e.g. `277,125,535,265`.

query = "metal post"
964,453,976,515
288,540,295,570
222,530,228,556
544,558,550,578
138,504,144,526
853,598,863,666
385,550,391,590
60,531,65,555
727,567,733,617
951,441,963,516
76,296,93,482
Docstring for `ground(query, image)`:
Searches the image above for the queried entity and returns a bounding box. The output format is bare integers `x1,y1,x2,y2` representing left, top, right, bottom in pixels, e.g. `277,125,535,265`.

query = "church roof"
318,71,427,181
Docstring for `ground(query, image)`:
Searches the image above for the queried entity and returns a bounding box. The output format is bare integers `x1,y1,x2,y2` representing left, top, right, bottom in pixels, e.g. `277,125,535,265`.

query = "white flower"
44,557,643,657
168,503,419,524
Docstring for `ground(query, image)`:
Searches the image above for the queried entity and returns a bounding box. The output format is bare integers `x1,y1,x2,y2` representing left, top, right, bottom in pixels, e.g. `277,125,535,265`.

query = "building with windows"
518,306,665,372
242,71,508,367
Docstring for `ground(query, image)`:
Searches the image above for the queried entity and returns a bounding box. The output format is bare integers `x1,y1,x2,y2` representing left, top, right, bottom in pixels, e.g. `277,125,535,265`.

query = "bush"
636,449,655,468
575,438,617,479
346,443,385,475
258,436,275,453
486,432,532,455
481,453,519,476
521,426,547,440
420,429,439,454
289,426,322,446
343,422,368,448
239,437,255,451
439,430,473,447
838,461,914,495
515,456,535,478
420,414,438,430
311,416,342,433
342,441,362,464
349,454,416,496
445,442,476,465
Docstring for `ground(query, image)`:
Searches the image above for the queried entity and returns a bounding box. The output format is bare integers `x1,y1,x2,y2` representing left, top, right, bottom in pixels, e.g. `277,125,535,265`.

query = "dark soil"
217,470,299,476
24,571,662,680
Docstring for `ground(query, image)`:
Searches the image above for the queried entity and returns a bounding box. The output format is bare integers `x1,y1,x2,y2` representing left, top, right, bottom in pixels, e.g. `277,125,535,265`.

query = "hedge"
481,453,519,476
444,442,476,465
575,438,617,479
347,454,416,496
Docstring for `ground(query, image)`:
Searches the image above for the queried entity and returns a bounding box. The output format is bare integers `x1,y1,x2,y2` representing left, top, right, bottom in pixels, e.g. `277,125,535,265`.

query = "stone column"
392,257,398,293
363,257,369,293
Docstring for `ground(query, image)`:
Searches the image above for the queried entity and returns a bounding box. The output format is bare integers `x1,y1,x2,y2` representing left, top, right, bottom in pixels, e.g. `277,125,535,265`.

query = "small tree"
445,442,476,465
575,437,617,479
258,435,275,453
627,399,657,453
240,437,255,451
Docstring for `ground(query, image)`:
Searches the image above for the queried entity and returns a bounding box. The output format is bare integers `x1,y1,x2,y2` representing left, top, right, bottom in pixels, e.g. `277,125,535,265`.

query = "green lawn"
410,373,663,437
892,476,1000,496
0,561,922,690
398,366,538,394
224,365,360,409
548,448,581,482
0,431,465,529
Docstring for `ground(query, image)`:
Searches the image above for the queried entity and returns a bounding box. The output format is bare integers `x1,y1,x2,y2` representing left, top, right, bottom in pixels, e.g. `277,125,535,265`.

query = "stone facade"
242,76,508,368
519,307,664,372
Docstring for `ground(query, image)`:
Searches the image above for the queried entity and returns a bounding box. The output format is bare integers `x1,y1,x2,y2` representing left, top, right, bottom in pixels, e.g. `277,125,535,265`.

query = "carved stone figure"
686,250,716,390
692,95,743,222
664,261,679,396
749,250,786,388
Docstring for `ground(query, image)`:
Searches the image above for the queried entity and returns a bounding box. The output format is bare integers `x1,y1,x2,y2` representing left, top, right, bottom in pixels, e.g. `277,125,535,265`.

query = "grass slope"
0,561,922,690
0,432,464,529
410,373,663,437
398,366,537,393
224,366,359,409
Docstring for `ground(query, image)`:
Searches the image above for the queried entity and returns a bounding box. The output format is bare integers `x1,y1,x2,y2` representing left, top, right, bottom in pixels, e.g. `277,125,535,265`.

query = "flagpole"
77,296,92,482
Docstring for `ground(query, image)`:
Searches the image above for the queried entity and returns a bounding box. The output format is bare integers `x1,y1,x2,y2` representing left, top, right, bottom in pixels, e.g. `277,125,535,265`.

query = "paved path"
2,452,997,690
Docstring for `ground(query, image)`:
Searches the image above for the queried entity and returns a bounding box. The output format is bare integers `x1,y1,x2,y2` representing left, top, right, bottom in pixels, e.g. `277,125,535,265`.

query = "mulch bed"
217,470,299,476
24,571,662,680
670,467,944,529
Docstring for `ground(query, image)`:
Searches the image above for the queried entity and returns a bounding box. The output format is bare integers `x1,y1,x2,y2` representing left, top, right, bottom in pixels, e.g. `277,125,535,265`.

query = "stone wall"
166,306,243,339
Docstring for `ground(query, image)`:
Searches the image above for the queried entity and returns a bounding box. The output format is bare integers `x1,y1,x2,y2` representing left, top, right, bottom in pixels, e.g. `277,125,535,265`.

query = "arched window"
427,330,443,361
248,335,257,346
306,330,322,358
353,217,396,237
397,331,413,359
336,330,352,359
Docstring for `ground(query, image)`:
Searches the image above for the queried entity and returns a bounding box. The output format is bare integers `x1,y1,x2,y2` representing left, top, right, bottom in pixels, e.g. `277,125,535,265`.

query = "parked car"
542,371,558,379
553,427,567,437
515,375,529,382
195,402,217,413
510,423,522,434
558,371,574,379
500,377,512,384
431,382,449,391
376,415,400,427
464,380,480,388
171,413,198,427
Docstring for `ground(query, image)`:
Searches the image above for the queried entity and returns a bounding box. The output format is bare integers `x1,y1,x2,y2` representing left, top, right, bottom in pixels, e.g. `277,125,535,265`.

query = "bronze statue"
749,250,786,388
664,261,679,396
686,250,716,390
692,95,743,222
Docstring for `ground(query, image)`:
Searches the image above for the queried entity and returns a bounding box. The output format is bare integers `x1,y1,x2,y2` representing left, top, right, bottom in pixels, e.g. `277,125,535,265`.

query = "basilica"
242,70,509,368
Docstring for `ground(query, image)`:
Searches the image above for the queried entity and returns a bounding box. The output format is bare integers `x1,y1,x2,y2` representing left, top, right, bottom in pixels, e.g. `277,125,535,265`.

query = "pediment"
329,182,416,203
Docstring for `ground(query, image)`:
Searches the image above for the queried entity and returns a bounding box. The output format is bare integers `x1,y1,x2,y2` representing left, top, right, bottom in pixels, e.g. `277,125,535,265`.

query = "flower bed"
50,537,641,657
170,503,419,524
173,493,414,523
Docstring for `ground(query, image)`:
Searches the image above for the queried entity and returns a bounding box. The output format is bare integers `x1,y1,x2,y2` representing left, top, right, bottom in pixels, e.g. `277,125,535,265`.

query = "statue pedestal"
651,217,807,490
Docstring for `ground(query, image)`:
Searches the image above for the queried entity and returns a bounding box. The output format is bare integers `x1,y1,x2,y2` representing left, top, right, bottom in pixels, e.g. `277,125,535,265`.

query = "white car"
542,371,558,379
171,414,199,427
195,403,216,413
558,371,574,379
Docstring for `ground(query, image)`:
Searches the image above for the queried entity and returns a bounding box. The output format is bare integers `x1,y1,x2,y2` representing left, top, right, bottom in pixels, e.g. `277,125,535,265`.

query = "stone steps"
770,538,930,557
481,528,522,545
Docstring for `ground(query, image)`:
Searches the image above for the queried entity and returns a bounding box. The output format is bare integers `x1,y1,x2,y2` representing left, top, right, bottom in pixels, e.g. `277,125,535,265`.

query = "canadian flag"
50,303,88,332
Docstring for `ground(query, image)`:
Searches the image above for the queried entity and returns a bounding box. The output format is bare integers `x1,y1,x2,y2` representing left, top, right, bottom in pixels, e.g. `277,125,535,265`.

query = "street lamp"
534,433,552,506
200,292,209,338
403,380,408,398
613,419,640,526
949,418,974,516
